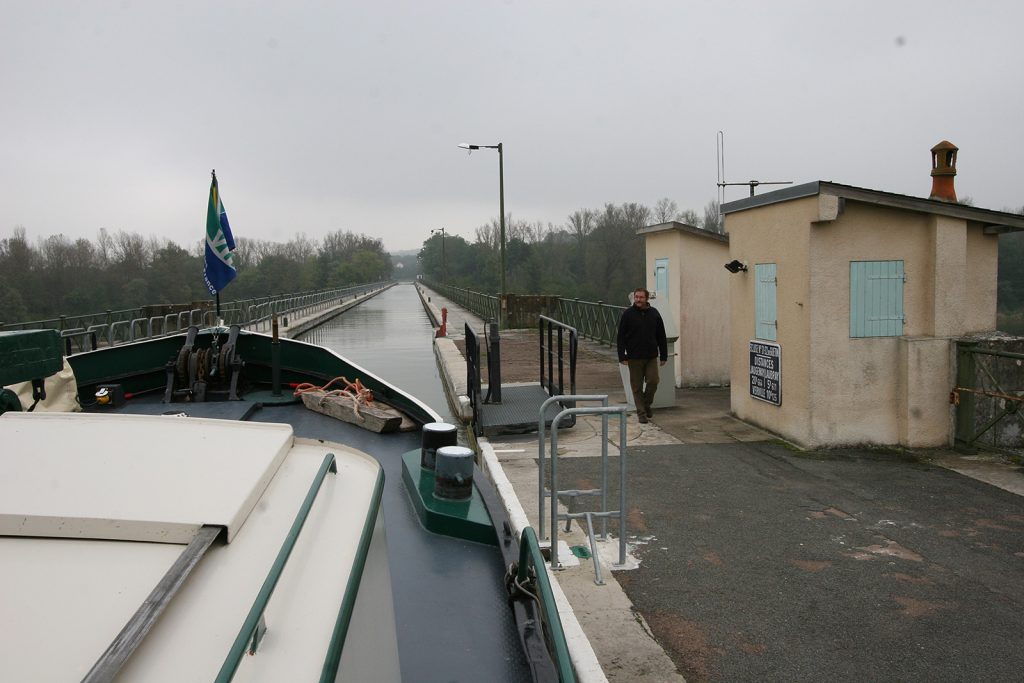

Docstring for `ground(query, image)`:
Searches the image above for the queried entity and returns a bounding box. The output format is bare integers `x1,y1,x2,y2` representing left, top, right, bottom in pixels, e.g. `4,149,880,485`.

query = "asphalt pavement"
417,283,1024,683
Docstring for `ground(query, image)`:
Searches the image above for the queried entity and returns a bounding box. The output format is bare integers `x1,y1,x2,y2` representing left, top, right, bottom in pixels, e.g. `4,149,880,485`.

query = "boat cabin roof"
0,412,293,543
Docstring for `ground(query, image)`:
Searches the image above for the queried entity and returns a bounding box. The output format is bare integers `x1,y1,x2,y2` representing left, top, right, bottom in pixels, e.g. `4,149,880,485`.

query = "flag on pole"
203,170,237,295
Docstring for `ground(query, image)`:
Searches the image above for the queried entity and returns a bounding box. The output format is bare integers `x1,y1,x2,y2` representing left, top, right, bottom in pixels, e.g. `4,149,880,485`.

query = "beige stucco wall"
898,337,954,447
727,196,816,444
644,229,731,387
727,196,1002,448
964,223,999,332
806,202,935,446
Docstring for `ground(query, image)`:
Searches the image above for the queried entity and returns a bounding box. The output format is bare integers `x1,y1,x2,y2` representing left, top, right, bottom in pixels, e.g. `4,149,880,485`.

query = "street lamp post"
457,142,505,296
430,227,447,283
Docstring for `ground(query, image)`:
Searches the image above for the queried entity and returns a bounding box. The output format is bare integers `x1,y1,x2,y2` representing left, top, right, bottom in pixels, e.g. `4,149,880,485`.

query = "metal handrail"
547,404,628,584
537,395,609,540
554,298,625,347
0,307,144,333
539,315,578,400
420,277,499,324
215,453,338,683
3,283,390,350
465,323,484,436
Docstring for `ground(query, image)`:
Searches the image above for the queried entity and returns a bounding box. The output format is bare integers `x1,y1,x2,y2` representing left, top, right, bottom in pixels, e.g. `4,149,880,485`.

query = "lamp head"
458,143,478,151
724,260,748,274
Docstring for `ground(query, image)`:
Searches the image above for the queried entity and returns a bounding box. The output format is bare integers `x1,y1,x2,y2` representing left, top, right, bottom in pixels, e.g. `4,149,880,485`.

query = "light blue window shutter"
654,258,669,301
755,263,777,341
850,260,905,337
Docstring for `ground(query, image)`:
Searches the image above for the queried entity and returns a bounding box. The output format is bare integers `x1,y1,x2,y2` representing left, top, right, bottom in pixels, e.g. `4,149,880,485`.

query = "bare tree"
679,209,700,226
701,199,723,233
654,197,679,223
96,228,114,267
474,218,500,249
620,202,652,230
566,209,597,247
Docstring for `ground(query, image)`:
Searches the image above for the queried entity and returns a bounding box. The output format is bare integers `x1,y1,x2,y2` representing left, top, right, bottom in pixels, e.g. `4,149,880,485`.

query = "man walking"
617,287,668,423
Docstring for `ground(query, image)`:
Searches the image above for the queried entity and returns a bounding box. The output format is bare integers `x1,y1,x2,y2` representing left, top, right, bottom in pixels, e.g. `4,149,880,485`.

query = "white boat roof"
0,412,293,543
0,412,392,682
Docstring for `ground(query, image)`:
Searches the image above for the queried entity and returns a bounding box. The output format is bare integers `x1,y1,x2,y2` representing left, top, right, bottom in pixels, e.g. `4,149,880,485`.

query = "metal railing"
419,278,500,324
227,282,390,332
2,307,148,335
539,315,577,399
2,282,390,351
542,399,629,586
465,323,485,435
554,298,625,347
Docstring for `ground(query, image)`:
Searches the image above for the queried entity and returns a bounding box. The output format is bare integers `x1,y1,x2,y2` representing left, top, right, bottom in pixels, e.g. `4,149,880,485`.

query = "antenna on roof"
717,131,793,199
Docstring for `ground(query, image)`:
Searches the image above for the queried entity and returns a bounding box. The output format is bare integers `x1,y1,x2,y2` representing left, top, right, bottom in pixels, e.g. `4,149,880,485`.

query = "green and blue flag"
203,170,237,295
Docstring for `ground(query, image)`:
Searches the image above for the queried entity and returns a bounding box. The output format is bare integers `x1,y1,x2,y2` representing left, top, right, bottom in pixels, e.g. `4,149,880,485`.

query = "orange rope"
294,376,375,420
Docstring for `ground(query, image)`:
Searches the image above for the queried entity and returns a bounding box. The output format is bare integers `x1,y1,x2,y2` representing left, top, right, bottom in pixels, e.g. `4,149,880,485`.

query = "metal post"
537,395,609,540
488,321,502,403
498,143,506,293
271,314,281,397
955,341,978,453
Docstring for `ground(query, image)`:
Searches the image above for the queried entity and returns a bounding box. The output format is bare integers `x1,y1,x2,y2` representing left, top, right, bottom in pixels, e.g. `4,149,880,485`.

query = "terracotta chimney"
929,140,958,202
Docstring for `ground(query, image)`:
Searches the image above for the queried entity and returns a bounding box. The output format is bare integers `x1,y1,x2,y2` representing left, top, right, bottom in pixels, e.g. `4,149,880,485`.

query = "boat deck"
88,394,532,683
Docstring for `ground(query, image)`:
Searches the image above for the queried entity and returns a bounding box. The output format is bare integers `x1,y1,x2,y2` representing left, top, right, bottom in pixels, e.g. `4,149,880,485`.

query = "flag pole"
205,167,236,327
212,169,222,326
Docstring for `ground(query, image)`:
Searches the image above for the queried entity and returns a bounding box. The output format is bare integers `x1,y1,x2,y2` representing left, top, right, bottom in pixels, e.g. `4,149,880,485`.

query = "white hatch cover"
0,412,293,543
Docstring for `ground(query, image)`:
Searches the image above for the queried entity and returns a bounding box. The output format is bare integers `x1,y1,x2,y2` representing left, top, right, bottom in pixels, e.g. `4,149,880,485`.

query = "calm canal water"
297,283,457,423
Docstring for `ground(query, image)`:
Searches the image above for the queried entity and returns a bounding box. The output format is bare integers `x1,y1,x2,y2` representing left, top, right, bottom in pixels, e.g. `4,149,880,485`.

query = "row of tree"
418,198,1024,333
417,198,723,304
5,195,1021,332
0,227,392,323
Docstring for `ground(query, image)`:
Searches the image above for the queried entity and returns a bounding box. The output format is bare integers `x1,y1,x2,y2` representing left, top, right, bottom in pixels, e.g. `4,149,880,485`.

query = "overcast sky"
2,1,1022,253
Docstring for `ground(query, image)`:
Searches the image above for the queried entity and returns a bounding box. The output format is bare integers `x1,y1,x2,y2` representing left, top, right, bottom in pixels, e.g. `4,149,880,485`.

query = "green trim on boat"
320,466,386,682
518,527,576,683
401,450,498,546
215,452,338,683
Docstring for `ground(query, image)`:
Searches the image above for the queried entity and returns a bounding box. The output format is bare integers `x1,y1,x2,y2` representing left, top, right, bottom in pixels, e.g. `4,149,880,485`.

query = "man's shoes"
638,412,648,424
646,408,653,419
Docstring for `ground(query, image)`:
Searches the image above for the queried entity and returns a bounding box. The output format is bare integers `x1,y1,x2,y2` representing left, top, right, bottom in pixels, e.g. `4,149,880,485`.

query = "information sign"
749,341,781,406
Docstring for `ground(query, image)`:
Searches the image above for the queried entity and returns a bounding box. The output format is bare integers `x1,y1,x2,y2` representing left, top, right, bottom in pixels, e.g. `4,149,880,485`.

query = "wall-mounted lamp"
724,260,748,273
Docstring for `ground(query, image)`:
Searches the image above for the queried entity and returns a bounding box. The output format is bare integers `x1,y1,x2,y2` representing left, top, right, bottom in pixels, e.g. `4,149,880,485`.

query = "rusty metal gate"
952,340,1024,454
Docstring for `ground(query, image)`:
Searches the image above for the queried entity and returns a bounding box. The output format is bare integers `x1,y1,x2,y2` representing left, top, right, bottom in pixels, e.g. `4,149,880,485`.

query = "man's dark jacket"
617,304,668,362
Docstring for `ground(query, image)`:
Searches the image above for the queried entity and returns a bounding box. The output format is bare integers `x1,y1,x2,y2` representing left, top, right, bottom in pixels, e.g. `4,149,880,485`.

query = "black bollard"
434,446,475,501
421,422,457,470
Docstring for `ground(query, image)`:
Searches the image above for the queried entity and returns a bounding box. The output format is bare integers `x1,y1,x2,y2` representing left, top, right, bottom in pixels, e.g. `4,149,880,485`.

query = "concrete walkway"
416,283,1024,683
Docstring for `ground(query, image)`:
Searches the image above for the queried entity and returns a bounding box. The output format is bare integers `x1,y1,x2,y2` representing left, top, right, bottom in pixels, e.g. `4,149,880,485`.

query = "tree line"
420,199,1024,333
417,197,723,305
0,227,392,324
4,196,1021,333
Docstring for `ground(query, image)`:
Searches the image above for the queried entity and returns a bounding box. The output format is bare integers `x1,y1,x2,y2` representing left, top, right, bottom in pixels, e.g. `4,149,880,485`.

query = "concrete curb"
432,337,472,421
281,284,395,339
414,283,444,328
